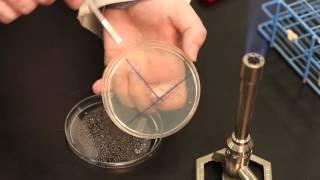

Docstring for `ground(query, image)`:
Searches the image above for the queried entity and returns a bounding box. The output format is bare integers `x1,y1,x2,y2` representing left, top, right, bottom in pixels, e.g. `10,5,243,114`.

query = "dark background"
1,0,320,179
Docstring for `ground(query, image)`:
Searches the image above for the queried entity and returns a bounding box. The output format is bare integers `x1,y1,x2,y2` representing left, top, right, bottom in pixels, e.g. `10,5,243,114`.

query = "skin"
0,0,207,111
0,0,54,23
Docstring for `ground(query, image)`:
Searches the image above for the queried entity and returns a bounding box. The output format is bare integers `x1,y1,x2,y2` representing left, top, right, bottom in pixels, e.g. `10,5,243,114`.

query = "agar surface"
80,106,152,163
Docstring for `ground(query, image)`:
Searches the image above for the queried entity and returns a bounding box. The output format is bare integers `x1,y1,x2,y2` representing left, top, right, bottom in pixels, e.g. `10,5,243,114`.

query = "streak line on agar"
126,59,160,99
126,74,191,125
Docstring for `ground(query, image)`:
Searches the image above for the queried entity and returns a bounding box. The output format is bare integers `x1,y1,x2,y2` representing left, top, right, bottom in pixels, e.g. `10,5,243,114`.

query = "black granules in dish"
79,105,152,163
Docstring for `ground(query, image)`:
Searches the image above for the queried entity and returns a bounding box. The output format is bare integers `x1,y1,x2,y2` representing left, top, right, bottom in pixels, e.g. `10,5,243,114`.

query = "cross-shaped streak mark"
126,59,160,100
126,74,191,127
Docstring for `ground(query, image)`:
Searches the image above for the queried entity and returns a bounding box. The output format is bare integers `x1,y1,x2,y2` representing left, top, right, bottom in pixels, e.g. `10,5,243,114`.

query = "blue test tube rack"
258,0,320,95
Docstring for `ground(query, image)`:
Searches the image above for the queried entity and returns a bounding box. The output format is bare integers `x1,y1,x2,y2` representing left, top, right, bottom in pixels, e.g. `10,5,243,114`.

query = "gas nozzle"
241,53,265,83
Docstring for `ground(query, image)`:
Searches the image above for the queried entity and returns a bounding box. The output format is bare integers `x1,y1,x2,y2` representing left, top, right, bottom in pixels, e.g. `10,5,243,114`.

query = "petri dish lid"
102,42,201,139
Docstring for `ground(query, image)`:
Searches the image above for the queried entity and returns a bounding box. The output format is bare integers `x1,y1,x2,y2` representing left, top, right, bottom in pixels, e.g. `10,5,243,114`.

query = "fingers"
113,72,135,108
93,56,187,111
128,73,155,112
153,81,187,111
92,73,134,107
0,1,19,24
93,75,188,112
92,79,103,95
35,0,55,6
0,0,55,24
170,2,207,61
64,0,83,10
5,0,37,15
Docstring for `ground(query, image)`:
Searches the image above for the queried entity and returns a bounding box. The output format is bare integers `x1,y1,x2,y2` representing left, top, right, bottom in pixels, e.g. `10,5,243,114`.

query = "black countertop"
1,1,320,179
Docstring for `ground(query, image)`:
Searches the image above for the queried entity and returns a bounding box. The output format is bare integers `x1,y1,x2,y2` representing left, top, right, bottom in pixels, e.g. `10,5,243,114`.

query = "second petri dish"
65,95,161,168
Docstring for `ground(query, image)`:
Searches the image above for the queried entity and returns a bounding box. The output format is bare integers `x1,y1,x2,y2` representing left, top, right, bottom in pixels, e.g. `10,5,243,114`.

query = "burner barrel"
235,53,265,140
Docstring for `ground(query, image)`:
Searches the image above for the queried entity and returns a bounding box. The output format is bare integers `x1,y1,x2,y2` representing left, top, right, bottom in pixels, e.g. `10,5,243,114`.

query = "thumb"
170,2,207,61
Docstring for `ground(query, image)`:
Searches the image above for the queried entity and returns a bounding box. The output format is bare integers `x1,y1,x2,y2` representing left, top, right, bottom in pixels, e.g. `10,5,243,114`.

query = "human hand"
93,0,206,112
0,0,83,24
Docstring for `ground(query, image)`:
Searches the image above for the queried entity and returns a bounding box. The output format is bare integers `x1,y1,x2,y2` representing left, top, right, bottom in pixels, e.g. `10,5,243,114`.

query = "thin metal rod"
86,0,122,44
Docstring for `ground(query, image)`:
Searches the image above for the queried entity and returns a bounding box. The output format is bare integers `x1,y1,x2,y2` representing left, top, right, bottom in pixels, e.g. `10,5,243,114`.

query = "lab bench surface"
1,0,320,180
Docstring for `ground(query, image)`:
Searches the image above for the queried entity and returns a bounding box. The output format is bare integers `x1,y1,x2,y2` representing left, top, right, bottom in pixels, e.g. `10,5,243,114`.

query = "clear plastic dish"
65,95,161,168
102,42,201,139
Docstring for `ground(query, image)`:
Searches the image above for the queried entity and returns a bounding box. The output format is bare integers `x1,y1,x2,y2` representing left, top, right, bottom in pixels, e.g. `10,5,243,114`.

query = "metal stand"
196,53,272,180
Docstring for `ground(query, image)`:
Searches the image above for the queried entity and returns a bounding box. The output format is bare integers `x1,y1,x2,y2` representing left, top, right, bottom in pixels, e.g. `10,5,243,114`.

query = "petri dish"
102,42,201,139
65,95,161,168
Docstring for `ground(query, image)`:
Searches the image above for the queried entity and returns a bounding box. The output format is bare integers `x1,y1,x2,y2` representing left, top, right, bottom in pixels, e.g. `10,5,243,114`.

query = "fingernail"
188,44,199,61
